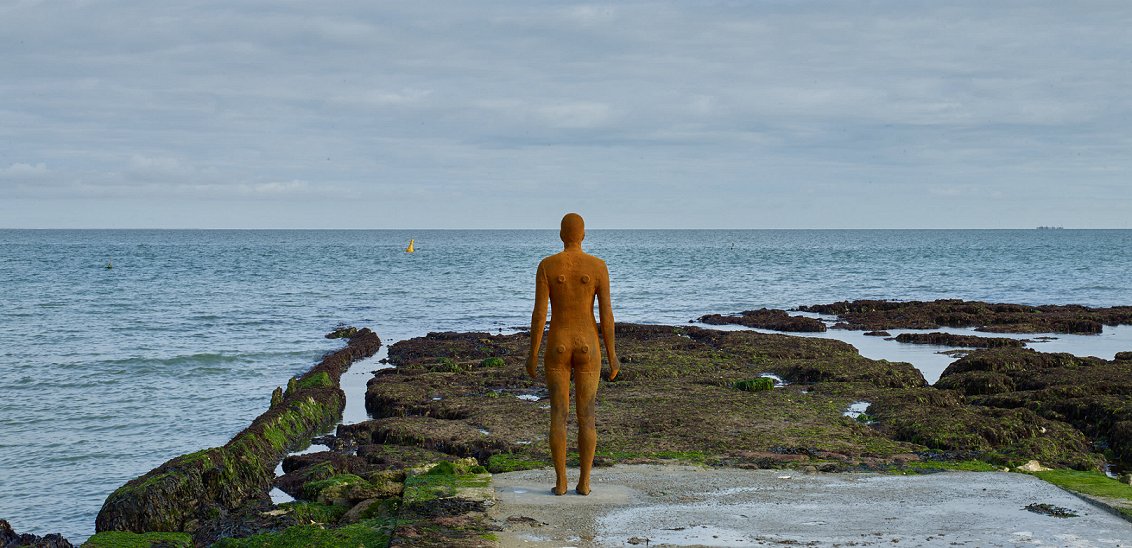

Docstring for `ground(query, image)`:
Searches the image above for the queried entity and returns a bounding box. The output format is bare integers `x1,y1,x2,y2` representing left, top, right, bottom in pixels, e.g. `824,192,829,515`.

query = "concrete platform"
489,464,1132,547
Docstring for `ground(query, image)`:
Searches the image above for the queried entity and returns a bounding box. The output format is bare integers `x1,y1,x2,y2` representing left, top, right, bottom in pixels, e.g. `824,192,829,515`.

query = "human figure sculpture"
527,213,619,496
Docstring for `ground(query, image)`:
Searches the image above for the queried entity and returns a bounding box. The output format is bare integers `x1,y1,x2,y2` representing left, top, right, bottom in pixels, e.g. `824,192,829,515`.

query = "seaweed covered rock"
365,324,934,469
935,347,1132,469
366,323,1113,473
698,309,827,332
799,299,1132,334
211,516,398,548
682,327,927,388
865,388,1100,470
389,459,497,547
217,455,491,548
386,331,513,365
891,332,1027,348
325,326,359,339
95,329,381,536
274,451,372,499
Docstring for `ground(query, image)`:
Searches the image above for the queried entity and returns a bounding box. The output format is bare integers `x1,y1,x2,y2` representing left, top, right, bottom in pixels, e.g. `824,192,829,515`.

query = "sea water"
2,229,1131,542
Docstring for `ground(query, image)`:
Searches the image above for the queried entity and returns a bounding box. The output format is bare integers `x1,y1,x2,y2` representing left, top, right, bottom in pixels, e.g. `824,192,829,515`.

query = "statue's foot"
575,482,590,496
553,484,568,496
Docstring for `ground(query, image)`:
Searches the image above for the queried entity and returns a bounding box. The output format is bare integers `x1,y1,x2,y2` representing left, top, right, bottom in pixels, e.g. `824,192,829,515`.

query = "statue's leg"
573,350,601,495
545,358,571,496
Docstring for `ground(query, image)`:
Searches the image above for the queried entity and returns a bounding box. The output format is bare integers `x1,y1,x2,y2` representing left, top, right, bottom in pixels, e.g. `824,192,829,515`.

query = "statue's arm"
527,262,549,378
597,261,619,380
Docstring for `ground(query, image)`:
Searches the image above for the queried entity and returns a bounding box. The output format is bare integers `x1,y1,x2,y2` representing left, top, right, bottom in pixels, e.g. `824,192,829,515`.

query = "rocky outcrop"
207,455,492,548
94,328,381,537
360,323,1105,472
698,309,827,332
0,519,72,548
934,347,1132,469
891,332,1027,348
799,299,1132,334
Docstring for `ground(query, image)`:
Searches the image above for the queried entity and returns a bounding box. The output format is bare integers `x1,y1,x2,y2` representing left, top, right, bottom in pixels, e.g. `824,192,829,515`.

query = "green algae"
302,474,368,500
295,371,333,390
279,501,349,524
436,357,461,372
211,517,397,548
480,357,505,368
81,531,193,547
270,386,284,408
402,462,490,505
487,452,548,473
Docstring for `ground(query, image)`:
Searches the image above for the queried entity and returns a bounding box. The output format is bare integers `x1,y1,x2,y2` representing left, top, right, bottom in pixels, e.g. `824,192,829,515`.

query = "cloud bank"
1,1,1129,228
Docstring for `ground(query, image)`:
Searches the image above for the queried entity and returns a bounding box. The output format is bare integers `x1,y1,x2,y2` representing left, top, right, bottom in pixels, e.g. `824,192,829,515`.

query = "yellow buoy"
405,239,415,253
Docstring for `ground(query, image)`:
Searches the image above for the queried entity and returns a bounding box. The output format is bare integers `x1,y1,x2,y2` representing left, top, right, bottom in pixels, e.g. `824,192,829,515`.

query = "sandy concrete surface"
489,465,1132,547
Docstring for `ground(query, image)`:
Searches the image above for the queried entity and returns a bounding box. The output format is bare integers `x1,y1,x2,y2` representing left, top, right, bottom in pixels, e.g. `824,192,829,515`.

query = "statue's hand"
608,357,620,381
526,355,538,379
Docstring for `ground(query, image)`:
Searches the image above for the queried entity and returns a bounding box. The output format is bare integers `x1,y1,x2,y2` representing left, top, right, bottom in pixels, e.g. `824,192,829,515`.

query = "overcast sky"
2,1,1130,228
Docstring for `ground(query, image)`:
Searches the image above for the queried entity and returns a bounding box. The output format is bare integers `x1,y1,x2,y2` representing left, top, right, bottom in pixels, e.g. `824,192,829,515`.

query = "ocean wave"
99,350,313,369
1072,285,1126,292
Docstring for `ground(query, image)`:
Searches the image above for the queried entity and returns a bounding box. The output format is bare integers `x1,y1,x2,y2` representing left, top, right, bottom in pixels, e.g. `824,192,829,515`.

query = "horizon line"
1,227,1122,231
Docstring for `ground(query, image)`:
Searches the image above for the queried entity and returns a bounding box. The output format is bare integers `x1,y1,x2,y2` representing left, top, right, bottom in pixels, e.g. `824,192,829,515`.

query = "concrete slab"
490,464,1132,547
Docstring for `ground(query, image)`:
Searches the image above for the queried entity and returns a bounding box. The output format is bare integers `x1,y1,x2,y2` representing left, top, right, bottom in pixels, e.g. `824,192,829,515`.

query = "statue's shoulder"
537,253,566,271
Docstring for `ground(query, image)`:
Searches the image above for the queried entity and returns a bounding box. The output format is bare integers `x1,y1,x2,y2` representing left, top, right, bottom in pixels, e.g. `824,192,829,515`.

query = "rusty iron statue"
527,212,619,495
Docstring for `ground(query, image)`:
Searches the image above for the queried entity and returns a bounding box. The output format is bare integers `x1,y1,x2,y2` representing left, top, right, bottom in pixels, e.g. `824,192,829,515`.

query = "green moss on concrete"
211,517,397,548
1033,469,1132,518
898,460,1000,473
81,531,193,547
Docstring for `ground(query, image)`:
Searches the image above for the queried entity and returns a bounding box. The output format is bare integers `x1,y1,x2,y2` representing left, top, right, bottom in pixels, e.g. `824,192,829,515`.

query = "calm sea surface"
2,229,1132,541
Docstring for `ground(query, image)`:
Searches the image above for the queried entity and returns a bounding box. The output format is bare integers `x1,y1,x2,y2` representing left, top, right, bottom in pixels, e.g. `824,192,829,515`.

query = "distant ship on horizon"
1036,226,1065,230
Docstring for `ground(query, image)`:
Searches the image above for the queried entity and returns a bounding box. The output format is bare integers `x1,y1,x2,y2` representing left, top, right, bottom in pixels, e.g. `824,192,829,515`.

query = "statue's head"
560,213,585,245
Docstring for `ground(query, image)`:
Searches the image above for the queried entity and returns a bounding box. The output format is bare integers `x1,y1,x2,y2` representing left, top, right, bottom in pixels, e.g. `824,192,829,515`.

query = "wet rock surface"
799,299,1132,333
0,519,73,548
698,308,828,332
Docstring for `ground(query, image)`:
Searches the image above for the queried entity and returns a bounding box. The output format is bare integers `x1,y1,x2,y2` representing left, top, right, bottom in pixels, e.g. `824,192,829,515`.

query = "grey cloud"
1,1,1130,227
